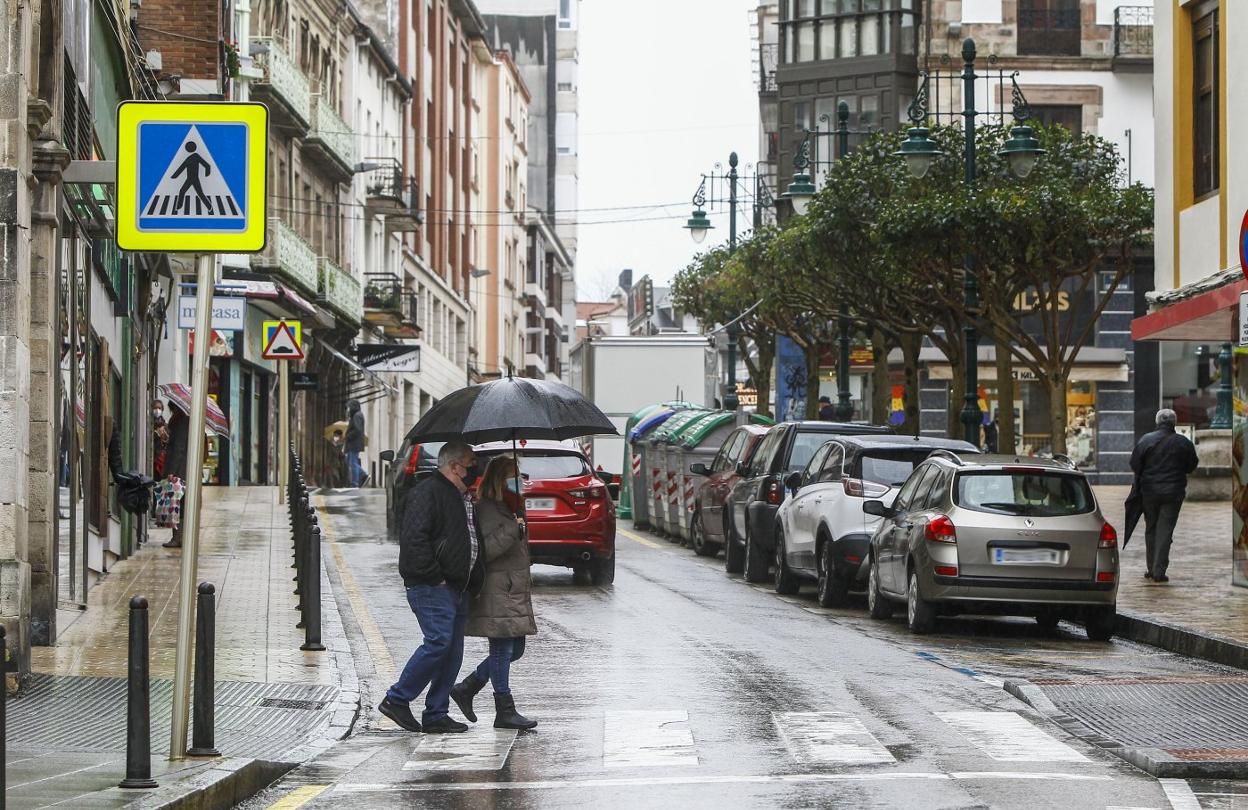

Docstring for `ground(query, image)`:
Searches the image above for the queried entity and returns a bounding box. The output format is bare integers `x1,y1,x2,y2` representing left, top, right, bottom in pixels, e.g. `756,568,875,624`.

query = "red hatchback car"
689,424,770,558
474,440,616,585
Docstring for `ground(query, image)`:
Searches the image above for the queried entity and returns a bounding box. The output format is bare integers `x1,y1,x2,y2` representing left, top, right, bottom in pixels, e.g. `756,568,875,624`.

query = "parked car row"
382,438,616,585
670,419,1120,641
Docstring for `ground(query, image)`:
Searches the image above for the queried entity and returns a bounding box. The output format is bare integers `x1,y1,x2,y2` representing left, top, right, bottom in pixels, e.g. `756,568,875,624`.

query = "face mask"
461,463,481,488
505,478,521,494
152,410,163,419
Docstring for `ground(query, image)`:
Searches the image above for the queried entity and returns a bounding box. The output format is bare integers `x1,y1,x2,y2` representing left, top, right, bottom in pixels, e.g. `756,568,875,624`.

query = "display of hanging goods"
157,383,230,438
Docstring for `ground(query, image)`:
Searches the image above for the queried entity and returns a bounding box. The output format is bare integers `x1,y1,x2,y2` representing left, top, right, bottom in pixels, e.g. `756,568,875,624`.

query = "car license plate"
526,498,556,511
993,548,1060,565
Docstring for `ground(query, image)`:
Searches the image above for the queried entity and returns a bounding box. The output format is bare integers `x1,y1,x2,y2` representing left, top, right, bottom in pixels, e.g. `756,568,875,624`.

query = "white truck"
569,334,714,479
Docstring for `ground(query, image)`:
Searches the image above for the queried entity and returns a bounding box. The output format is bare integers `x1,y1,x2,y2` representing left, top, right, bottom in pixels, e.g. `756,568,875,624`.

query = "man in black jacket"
378,440,484,733
1129,408,1199,583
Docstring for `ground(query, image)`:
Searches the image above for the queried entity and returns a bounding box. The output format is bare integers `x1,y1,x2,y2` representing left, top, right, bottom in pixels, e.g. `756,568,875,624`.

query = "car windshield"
789,432,835,472
483,452,590,480
859,451,933,487
955,470,1094,517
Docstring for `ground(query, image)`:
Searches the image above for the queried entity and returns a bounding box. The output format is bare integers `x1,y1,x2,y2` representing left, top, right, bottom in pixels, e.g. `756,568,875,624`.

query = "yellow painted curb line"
264,783,330,809
616,525,664,549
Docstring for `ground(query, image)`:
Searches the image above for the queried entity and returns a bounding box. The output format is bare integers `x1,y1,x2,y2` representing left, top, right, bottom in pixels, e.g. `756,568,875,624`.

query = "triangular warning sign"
263,322,303,360
141,125,242,219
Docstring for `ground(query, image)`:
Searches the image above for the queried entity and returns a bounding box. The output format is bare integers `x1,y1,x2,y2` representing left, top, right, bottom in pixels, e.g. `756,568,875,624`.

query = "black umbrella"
1122,483,1142,548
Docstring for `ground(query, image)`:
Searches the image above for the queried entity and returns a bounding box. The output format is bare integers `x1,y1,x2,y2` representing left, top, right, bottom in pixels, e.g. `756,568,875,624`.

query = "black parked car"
380,438,446,542
725,421,892,582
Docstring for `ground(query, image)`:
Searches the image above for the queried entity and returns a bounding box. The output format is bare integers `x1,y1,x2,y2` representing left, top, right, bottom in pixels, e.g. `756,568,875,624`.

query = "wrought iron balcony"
318,258,362,327
363,157,423,232
362,272,420,337
759,42,778,93
255,217,318,298
251,38,310,132
305,94,357,182
1113,6,1153,68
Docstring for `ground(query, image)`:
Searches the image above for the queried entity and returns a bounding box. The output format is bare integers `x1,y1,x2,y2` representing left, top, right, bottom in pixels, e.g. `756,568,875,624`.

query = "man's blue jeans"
387,584,468,723
347,451,363,487
472,637,526,695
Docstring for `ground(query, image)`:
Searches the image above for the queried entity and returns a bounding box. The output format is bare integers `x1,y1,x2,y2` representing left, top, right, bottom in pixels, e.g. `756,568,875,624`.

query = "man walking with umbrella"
379,441,484,733
1127,408,1199,583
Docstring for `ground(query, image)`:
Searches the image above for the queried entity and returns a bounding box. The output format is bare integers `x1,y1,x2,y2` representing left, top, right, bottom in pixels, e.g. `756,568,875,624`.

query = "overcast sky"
575,0,762,299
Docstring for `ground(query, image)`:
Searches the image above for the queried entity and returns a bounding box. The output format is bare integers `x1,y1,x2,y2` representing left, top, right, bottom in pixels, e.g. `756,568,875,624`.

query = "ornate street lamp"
895,38,1044,445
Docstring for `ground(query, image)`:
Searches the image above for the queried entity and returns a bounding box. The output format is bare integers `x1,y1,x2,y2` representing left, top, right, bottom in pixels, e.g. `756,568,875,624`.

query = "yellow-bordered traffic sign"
262,320,304,360
116,101,268,252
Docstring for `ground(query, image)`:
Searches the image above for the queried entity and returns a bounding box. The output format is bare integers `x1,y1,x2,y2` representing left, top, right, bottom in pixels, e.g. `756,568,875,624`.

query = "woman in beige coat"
451,455,539,730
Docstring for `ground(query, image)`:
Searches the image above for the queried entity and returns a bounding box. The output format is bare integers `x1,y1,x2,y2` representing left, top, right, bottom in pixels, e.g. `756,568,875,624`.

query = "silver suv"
863,452,1118,640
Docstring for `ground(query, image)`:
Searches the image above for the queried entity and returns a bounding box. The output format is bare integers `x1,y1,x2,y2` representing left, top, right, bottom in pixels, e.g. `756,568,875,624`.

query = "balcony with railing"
1113,6,1153,69
362,157,422,232
255,217,319,298
759,42,778,93
305,94,357,182
250,38,311,131
362,272,421,338
318,258,362,327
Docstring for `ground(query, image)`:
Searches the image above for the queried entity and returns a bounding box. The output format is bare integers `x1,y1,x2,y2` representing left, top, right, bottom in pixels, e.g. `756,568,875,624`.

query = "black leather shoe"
451,672,488,723
1144,571,1153,580
493,694,538,730
162,540,182,549
377,697,422,733
423,716,469,733
1154,574,1169,583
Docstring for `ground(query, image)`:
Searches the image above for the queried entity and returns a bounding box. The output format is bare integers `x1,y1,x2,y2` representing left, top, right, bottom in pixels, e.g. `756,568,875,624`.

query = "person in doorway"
160,401,191,549
378,441,484,734
345,399,367,487
152,399,169,479
1129,408,1199,583
451,455,538,730
818,395,835,421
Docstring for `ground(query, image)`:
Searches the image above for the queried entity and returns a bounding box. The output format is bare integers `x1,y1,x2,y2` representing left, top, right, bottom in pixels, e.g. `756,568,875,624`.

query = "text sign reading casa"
261,320,304,360
116,101,268,252
177,295,246,331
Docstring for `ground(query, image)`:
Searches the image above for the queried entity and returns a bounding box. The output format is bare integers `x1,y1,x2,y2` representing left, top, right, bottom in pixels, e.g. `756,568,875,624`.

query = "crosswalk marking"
604,710,698,768
1159,779,1201,810
935,711,1088,762
403,729,518,771
773,712,895,765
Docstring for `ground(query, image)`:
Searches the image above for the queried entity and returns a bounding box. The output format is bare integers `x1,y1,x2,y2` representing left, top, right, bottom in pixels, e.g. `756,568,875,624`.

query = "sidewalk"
7,486,358,809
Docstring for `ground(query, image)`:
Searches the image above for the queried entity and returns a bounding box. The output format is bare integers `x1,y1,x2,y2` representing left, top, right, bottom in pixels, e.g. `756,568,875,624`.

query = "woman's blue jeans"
473,636,526,695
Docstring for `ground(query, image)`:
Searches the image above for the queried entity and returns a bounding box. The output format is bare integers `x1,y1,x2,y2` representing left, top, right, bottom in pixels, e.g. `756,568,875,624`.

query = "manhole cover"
257,697,328,711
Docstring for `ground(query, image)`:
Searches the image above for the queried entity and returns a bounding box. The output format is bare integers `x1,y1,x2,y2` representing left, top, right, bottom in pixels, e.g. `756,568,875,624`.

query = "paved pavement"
245,488,1248,809
7,486,358,809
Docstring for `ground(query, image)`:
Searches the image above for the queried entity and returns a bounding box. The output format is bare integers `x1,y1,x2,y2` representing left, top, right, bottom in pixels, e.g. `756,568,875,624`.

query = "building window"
1028,104,1083,136
1193,1,1219,199
1018,0,1081,56
558,0,572,29
557,81,573,92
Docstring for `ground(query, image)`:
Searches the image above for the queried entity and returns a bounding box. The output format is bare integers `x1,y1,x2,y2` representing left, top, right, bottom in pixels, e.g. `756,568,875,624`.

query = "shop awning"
315,338,398,396
181,279,318,318
920,346,1129,383
1131,270,1246,342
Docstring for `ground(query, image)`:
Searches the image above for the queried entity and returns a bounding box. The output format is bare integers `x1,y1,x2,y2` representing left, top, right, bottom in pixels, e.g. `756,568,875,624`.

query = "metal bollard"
187,583,219,757
119,597,157,788
300,525,326,651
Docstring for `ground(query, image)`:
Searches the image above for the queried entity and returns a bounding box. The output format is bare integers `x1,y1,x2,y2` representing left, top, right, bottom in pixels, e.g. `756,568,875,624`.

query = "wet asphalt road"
243,489,1238,810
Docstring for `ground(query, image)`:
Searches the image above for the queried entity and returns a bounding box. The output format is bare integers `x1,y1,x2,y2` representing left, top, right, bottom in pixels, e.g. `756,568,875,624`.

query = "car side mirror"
690,462,710,476
784,471,802,491
862,500,895,518
379,450,395,463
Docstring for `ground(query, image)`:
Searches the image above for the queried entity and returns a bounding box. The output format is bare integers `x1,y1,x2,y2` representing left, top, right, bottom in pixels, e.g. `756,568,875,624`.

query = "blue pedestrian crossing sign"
116,101,268,253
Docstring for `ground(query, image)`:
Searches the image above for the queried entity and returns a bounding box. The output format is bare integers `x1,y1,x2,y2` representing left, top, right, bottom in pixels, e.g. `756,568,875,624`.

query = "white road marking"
936,711,1088,762
603,710,698,768
773,712,895,765
1159,779,1201,810
1105,806,1161,810
332,771,1112,793
402,729,518,772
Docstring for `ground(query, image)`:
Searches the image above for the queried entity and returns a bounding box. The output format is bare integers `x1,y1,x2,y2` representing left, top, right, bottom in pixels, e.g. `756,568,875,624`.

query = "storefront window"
980,377,1098,469
1161,341,1221,430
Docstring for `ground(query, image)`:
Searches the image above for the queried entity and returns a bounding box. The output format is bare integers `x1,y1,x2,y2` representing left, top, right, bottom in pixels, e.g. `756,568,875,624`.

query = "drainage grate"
258,697,329,711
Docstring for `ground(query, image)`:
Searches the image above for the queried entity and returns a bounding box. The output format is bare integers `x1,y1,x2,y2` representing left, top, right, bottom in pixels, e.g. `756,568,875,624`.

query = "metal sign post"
262,320,303,504
116,100,268,759
279,362,289,503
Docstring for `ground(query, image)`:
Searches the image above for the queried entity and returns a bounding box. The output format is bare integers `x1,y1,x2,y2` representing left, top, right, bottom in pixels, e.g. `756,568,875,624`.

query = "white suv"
774,436,979,605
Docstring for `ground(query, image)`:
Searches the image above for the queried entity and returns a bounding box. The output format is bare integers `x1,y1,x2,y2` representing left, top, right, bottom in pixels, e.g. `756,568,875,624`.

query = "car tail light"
924,515,957,544
934,564,958,577
1098,522,1118,549
403,443,423,476
764,478,783,505
1096,571,1115,583
843,478,890,498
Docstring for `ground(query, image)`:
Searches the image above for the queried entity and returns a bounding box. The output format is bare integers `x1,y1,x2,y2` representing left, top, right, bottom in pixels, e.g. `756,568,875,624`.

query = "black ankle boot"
450,671,488,723
493,693,537,730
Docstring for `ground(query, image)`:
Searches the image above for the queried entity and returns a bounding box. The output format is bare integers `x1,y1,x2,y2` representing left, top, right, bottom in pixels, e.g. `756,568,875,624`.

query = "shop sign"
1240,292,1248,347
735,383,758,407
290,373,319,391
357,344,420,373
177,295,246,331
